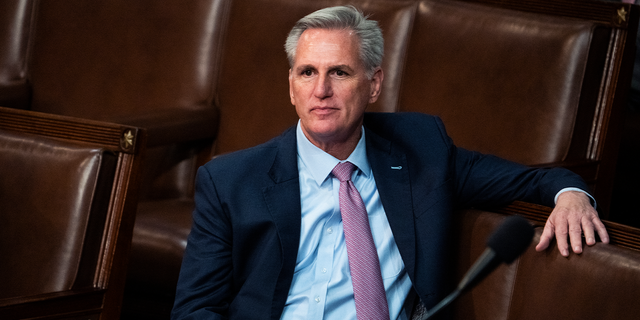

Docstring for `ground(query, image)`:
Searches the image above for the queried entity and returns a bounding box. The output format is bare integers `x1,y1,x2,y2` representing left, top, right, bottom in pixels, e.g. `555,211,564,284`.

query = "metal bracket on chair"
617,7,628,24
120,129,136,152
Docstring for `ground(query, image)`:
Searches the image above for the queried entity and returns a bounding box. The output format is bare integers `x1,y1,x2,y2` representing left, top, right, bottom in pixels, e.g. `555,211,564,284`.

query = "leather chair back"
0,106,145,319
27,0,227,201
28,0,221,136
507,230,640,319
450,205,640,320
0,130,116,298
400,0,596,165
399,0,638,213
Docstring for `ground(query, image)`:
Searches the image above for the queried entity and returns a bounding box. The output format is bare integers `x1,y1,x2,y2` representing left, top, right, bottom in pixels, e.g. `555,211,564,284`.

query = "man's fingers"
536,191,608,257
563,212,581,254
569,224,584,254
581,218,596,246
554,221,570,257
594,218,609,244
536,224,554,252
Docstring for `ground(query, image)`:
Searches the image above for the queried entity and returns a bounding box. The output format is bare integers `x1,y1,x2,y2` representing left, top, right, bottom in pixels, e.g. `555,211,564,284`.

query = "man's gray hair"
285,6,384,78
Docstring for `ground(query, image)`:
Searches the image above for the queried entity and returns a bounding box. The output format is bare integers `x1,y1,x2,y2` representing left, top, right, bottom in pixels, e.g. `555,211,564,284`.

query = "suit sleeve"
171,166,232,320
430,118,591,209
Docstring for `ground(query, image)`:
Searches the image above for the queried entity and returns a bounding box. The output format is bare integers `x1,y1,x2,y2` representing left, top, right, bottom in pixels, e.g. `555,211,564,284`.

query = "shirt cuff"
554,187,597,209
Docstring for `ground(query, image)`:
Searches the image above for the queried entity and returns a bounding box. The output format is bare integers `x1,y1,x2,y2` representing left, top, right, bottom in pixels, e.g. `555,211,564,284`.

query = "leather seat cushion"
128,199,194,292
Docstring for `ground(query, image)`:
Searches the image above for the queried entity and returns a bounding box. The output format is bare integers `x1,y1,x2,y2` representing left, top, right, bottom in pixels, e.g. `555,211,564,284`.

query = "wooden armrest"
497,201,640,250
107,105,218,148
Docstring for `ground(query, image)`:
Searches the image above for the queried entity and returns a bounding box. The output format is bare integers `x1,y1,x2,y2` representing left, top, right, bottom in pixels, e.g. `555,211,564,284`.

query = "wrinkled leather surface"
0,129,106,299
450,209,640,320
28,0,223,145
507,232,640,320
400,0,594,165
127,199,194,293
451,209,517,320
25,0,226,211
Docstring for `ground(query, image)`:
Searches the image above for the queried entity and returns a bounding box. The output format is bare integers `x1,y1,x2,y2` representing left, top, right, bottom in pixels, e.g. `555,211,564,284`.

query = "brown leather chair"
0,106,145,319
2,0,636,318
447,203,640,320
18,1,228,317
399,0,639,215
126,0,637,316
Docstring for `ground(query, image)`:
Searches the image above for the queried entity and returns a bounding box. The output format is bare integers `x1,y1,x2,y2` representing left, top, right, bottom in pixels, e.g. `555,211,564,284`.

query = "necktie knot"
332,161,356,182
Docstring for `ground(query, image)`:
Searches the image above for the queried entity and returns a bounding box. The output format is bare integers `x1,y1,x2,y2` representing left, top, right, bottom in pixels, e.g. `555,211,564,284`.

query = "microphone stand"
418,290,460,320
418,249,498,320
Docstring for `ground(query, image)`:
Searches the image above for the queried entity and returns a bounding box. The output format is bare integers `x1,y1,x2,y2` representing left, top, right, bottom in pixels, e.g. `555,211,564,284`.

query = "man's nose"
313,74,333,99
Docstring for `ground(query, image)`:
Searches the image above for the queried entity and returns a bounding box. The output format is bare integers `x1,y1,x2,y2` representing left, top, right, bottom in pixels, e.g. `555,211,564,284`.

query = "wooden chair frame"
0,106,146,319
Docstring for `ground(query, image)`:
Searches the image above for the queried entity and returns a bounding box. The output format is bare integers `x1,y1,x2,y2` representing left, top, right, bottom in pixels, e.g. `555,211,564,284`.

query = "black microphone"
419,215,534,320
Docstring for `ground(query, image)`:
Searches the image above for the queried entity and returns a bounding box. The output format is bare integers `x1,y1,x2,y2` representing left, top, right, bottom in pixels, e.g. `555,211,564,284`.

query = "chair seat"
128,199,194,293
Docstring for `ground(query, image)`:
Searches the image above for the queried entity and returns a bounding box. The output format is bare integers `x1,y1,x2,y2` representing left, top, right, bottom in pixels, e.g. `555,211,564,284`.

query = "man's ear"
289,69,296,105
369,68,384,104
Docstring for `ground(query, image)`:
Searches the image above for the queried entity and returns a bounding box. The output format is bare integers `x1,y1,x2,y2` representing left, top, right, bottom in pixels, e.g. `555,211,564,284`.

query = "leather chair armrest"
109,105,218,148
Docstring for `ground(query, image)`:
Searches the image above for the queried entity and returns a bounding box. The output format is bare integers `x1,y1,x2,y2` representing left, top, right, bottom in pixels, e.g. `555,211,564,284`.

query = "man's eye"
335,70,347,77
302,70,313,76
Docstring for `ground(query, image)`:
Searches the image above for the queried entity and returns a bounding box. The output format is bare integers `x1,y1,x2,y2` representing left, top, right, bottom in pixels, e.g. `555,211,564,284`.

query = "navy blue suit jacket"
172,112,588,319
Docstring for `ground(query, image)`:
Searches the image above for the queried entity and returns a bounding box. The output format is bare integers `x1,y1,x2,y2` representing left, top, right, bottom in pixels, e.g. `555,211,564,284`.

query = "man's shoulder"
364,111,436,121
364,111,441,128
364,112,446,138
201,126,296,174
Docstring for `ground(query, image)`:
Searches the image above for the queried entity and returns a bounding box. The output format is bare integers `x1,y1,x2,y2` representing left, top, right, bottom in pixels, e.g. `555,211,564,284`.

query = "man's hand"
535,191,609,257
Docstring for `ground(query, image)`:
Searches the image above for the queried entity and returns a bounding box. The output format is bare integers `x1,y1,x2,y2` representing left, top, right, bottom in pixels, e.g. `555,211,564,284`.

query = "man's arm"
427,114,608,258
449,142,607,257
171,166,233,319
536,191,609,257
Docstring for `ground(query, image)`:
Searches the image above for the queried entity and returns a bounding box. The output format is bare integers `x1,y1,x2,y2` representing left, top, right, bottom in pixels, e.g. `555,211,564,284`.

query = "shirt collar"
296,120,371,186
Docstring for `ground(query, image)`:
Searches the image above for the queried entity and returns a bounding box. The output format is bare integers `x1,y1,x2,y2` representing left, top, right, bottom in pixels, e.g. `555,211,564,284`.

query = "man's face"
289,28,382,150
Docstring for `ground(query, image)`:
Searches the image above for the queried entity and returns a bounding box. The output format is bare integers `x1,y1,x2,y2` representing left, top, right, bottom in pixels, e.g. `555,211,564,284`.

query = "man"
172,6,608,320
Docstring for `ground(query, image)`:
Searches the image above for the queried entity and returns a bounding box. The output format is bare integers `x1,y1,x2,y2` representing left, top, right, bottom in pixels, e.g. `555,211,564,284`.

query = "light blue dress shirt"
280,122,412,320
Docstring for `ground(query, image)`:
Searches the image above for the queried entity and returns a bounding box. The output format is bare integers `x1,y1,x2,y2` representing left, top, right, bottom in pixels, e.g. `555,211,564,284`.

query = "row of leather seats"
1,0,637,318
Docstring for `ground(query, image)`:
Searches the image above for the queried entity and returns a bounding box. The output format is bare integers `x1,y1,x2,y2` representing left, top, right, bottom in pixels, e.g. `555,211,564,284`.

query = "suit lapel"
365,127,418,280
261,128,302,320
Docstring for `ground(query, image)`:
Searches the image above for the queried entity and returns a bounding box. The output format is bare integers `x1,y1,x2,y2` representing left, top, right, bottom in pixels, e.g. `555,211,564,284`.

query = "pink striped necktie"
332,161,390,320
